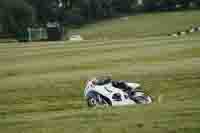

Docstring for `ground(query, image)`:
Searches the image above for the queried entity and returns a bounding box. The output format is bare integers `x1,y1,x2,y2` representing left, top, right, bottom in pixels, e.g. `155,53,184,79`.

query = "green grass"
72,10,200,40
0,34,200,133
1,10,200,133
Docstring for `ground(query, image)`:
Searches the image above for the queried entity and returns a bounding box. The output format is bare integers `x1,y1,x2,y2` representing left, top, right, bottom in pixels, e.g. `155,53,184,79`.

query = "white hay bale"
189,28,195,33
120,17,129,21
180,31,186,35
197,27,200,31
69,35,83,41
172,33,178,37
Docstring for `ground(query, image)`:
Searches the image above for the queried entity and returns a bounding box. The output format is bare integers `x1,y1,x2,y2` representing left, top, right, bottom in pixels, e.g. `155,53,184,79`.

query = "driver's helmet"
93,75,112,85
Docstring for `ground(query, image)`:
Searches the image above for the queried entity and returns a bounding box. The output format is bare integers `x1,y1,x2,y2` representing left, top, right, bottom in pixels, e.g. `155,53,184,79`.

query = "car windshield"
95,76,112,85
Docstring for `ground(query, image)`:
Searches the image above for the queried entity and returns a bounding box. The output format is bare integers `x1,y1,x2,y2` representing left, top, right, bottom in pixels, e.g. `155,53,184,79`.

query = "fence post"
27,27,31,41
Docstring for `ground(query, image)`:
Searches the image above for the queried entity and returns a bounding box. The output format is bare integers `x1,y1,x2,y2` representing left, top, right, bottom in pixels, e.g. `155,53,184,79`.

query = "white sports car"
84,76,152,107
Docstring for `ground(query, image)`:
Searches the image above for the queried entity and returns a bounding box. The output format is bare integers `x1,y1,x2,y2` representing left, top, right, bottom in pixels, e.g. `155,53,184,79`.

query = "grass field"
0,35,200,133
1,10,200,133
73,10,200,40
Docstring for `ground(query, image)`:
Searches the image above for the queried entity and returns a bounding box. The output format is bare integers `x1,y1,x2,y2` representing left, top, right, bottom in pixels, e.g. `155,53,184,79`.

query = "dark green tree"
0,0,35,33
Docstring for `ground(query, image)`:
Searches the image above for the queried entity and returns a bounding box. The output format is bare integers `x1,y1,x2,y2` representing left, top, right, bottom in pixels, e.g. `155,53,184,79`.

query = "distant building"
46,21,64,41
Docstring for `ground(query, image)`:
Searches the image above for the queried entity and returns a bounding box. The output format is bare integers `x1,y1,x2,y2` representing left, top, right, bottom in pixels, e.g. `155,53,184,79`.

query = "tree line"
0,0,200,34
